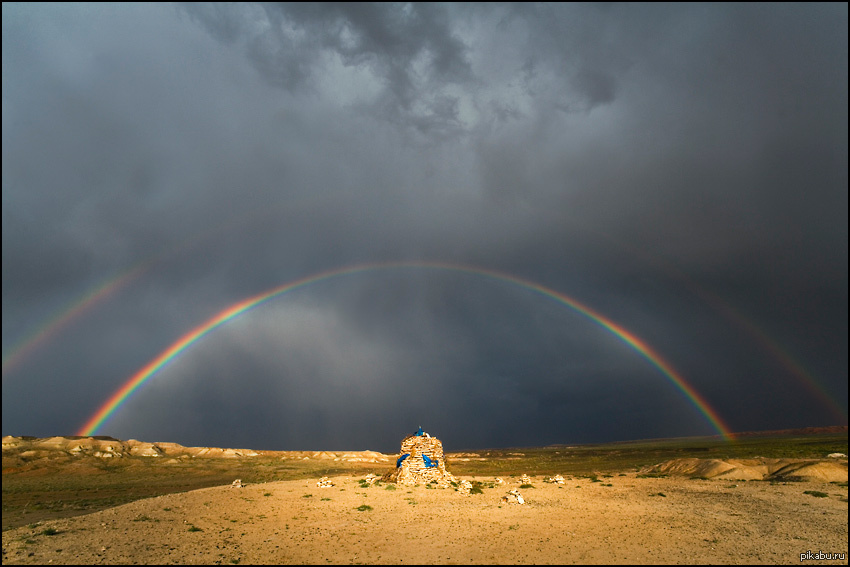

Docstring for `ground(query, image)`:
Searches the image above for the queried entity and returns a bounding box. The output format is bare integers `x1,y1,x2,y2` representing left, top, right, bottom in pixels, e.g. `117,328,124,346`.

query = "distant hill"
2,435,394,464
731,425,848,437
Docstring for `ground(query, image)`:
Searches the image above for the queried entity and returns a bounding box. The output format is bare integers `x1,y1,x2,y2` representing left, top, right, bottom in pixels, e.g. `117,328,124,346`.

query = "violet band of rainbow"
77,261,735,441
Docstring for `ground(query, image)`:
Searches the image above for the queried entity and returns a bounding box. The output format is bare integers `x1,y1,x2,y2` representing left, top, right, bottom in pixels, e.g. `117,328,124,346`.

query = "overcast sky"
2,3,847,452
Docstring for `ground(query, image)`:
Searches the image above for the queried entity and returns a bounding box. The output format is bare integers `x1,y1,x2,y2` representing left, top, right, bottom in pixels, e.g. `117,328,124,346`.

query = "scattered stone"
501,489,525,504
363,474,378,485
494,477,505,486
316,477,334,488
457,480,473,495
545,475,566,484
828,453,846,458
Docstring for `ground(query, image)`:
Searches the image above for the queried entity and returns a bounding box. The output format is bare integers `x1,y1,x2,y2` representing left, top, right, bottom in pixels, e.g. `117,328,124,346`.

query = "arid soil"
3,473,847,565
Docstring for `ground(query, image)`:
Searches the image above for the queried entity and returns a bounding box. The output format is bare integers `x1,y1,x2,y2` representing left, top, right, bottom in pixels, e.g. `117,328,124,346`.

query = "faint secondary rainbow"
77,261,735,441
2,198,322,380
2,261,153,378
540,209,846,423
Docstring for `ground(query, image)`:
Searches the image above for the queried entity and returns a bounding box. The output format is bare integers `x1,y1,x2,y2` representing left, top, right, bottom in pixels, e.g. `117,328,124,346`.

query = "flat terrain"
2,430,847,564
2,473,848,565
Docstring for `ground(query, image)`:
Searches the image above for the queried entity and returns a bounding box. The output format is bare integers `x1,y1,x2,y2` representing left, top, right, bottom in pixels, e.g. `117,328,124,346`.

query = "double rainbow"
77,261,735,441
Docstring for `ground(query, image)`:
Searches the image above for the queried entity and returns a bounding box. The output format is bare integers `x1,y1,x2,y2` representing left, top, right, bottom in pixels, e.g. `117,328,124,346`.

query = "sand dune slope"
644,457,848,482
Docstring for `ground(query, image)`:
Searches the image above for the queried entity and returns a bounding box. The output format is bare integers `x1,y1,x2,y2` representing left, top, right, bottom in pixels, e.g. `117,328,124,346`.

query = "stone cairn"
494,477,505,486
362,473,379,486
230,479,244,488
382,428,456,487
316,476,334,488
520,474,532,484
545,474,566,485
501,489,525,504
457,479,473,495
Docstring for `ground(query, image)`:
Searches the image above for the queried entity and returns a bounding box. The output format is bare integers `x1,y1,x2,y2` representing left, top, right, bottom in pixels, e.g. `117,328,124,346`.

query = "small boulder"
501,489,525,504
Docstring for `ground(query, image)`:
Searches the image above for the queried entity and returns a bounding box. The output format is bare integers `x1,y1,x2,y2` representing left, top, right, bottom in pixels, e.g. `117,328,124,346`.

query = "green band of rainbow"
77,261,735,441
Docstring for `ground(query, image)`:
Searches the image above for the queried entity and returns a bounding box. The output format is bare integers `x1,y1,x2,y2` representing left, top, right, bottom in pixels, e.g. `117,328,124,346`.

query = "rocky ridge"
1,436,392,463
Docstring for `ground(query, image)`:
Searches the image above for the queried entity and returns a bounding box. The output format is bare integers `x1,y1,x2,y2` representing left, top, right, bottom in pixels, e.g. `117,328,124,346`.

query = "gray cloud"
180,2,473,135
2,3,846,451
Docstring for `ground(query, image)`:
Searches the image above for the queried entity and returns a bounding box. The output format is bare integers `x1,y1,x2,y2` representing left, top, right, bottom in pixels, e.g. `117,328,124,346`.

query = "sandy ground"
2,474,847,565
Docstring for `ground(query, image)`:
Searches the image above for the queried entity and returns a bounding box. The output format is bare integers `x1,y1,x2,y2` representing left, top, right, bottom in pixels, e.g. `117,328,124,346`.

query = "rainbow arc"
77,261,735,441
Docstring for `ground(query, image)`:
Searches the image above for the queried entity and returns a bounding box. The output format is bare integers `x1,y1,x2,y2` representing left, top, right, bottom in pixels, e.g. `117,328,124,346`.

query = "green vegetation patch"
803,490,829,498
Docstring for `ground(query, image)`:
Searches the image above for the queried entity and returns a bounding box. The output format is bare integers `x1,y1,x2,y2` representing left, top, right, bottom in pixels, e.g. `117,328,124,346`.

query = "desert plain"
2,430,847,565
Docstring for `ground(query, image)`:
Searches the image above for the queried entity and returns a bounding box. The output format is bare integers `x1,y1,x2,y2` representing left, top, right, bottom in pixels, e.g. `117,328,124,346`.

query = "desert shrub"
356,504,372,511
804,491,829,498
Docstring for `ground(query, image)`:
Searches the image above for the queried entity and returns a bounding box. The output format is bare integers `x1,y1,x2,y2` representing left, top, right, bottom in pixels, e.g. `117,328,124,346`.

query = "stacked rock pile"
316,476,334,488
383,429,456,486
545,474,566,485
456,479,473,495
501,489,525,504
363,473,379,485
494,477,505,486
520,474,532,484
230,479,244,488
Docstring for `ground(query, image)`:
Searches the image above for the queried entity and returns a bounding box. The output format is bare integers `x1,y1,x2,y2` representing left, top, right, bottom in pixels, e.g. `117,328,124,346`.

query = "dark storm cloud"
2,3,846,451
471,3,848,280
181,2,472,135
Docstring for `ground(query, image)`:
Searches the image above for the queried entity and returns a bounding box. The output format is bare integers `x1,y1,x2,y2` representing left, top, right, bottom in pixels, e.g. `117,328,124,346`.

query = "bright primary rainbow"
77,261,735,441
